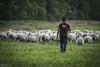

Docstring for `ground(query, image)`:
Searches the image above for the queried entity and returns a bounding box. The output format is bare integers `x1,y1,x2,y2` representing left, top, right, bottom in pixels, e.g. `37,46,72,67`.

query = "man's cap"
61,17,66,21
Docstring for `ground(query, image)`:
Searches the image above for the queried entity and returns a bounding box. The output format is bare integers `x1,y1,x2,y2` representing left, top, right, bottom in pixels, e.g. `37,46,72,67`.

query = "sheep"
68,33,77,42
7,31,18,40
91,33,99,41
0,32,7,39
38,31,51,41
84,36,93,43
38,32,45,41
49,32,57,41
83,30,89,33
16,33,28,41
82,33,89,38
28,35,38,42
43,33,51,41
94,34,99,40
98,33,100,39
0,29,99,44
76,36,84,46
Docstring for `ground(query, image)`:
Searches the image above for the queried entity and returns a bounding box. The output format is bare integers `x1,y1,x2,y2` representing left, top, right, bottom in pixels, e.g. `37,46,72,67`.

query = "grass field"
0,20,100,67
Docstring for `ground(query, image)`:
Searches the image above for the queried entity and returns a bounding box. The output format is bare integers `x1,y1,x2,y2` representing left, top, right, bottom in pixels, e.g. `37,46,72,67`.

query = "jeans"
60,36,68,52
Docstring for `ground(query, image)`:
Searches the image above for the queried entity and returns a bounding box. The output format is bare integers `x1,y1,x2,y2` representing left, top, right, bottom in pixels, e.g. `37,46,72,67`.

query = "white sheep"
16,33,28,41
28,35,38,42
7,31,18,40
84,36,93,43
76,36,84,45
38,31,51,41
68,33,77,42
0,32,7,39
91,33,99,41
50,33,57,41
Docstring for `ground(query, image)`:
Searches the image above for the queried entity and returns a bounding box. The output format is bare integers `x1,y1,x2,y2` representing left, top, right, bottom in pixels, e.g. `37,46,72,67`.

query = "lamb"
38,32,45,41
16,33,28,41
28,35,38,42
43,33,51,41
76,36,84,46
84,36,93,43
91,34,99,41
68,33,77,42
82,33,89,38
94,34,99,40
7,31,18,40
50,33,57,41
0,32,7,39
98,33,100,39
38,32,51,41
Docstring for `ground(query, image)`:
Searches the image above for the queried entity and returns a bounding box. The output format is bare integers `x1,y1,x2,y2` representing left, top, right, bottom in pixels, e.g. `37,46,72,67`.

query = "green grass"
0,20,100,67
0,40,100,67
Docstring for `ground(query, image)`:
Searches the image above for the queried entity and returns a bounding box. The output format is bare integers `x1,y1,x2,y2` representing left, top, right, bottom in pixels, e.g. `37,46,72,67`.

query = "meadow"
0,20,100,67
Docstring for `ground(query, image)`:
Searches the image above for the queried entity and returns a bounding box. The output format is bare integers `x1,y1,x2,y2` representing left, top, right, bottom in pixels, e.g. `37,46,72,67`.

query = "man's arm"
68,24,71,31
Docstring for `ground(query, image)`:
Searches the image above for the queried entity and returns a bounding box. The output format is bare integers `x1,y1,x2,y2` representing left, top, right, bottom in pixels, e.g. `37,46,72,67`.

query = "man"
57,17,71,52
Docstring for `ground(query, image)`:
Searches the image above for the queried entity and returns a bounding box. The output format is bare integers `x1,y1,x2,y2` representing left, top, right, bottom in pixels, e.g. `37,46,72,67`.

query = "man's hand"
57,24,60,40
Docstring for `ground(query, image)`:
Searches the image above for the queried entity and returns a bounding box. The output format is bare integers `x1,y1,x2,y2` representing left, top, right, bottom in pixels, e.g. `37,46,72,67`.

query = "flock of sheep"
68,29,100,45
0,29,100,45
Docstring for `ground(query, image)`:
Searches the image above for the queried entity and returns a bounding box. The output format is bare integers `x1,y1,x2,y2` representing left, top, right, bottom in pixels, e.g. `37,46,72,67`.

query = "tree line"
0,0,100,21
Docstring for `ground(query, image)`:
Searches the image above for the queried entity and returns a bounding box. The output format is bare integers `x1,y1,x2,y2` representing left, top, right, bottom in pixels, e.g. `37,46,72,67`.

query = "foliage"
0,0,100,20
